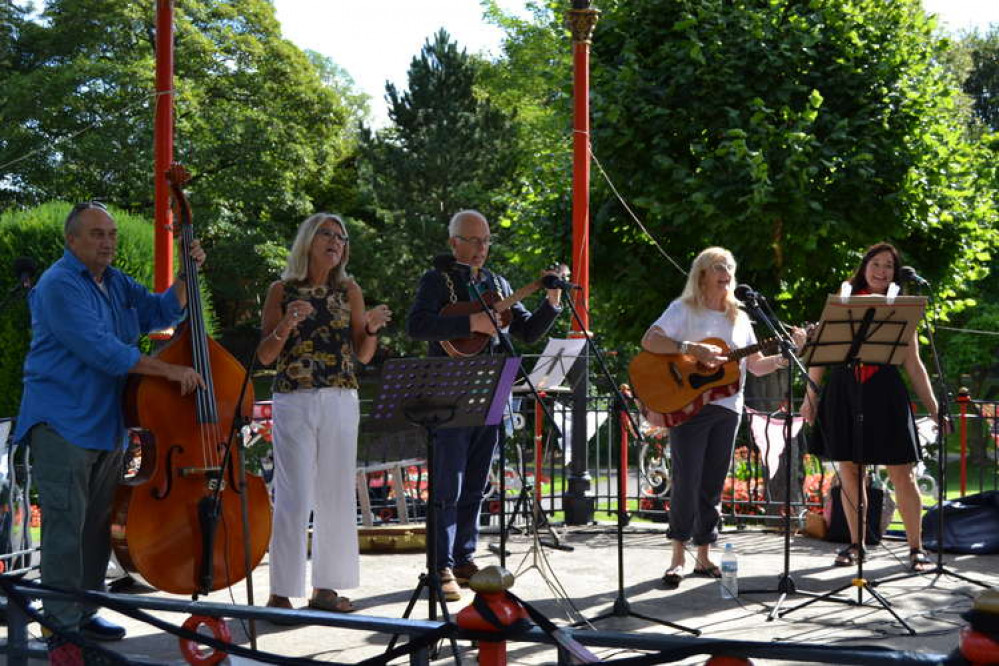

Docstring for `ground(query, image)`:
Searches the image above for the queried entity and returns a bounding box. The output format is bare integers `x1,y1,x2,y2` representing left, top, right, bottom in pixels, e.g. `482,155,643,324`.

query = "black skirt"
807,364,921,465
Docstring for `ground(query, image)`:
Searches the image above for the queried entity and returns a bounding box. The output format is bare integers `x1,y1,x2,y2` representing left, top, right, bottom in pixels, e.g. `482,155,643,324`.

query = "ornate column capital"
567,7,600,44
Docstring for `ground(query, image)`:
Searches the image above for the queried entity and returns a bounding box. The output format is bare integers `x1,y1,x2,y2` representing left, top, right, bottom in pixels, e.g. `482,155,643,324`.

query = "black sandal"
661,566,684,589
909,548,931,572
833,543,863,567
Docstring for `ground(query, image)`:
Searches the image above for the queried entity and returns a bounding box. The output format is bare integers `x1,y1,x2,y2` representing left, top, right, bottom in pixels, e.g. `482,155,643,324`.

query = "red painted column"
568,2,599,333
154,0,174,292
562,0,601,528
534,393,545,507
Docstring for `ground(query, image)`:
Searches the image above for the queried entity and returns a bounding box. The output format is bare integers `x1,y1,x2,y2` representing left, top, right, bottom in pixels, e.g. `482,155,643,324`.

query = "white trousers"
269,387,360,597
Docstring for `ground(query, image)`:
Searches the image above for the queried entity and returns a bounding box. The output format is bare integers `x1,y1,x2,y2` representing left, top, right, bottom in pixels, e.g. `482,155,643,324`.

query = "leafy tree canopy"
582,0,995,352
0,0,367,331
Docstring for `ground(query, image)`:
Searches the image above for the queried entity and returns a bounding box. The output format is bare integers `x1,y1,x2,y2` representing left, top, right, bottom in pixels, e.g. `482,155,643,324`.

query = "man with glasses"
407,209,563,601
13,201,206,651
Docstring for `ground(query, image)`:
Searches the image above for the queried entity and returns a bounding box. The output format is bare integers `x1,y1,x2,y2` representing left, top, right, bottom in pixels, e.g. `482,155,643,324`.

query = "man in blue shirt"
13,201,205,646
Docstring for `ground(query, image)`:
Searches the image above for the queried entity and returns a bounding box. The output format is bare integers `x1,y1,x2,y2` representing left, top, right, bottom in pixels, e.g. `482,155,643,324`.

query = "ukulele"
440,263,568,358
629,337,779,427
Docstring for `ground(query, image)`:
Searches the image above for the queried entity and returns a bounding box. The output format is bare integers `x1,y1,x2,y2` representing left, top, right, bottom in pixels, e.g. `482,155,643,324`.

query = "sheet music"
514,338,586,392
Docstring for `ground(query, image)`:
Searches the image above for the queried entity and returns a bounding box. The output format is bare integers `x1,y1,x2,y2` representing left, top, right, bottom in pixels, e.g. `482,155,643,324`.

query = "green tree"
581,0,996,352
959,26,999,132
478,0,575,278
0,0,367,334
357,28,522,352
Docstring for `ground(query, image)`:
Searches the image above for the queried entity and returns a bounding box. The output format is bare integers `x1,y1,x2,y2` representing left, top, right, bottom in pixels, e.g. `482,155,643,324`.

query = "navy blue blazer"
407,263,561,357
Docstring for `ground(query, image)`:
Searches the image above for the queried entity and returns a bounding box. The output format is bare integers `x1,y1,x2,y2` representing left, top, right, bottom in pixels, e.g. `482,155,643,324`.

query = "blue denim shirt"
13,249,185,450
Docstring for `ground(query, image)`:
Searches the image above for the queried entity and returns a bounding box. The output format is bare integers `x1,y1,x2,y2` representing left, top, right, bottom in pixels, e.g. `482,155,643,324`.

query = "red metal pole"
958,390,970,496
154,0,174,293
568,2,599,333
534,393,545,507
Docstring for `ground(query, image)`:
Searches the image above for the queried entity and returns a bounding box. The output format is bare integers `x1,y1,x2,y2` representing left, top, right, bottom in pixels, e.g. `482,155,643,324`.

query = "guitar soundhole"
689,368,724,390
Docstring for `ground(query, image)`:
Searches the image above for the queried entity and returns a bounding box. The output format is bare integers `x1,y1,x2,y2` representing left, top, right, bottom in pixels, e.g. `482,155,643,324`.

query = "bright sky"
273,0,999,128
272,1,528,127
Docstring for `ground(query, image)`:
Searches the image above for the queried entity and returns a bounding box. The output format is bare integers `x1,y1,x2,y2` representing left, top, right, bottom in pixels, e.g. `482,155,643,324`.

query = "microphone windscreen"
13,256,37,278
734,284,755,301
899,266,917,281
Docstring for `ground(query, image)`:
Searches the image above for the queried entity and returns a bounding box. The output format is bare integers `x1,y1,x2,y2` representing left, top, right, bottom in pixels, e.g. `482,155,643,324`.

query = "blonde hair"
681,247,740,322
281,213,350,286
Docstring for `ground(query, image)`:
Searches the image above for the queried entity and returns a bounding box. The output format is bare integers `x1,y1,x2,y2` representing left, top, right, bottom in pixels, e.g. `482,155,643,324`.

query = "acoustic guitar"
440,263,568,358
629,337,777,427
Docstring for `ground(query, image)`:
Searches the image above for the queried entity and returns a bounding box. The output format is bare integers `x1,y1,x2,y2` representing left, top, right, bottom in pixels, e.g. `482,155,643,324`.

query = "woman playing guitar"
641,247,804,590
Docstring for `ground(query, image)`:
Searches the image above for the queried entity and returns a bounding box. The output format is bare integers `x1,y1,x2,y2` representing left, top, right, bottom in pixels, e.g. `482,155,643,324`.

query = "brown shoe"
452,561,480,587
438,569,462,602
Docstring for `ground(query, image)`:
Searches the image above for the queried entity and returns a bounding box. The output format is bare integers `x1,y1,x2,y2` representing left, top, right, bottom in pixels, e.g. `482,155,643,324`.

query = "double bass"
111,165,271,595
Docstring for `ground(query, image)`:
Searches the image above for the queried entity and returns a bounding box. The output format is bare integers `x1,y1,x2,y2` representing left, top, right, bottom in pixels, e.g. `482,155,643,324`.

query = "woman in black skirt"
800,242,942,572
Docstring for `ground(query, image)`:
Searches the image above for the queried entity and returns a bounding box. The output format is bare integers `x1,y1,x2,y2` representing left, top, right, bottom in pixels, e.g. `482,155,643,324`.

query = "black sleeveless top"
272,281,358,393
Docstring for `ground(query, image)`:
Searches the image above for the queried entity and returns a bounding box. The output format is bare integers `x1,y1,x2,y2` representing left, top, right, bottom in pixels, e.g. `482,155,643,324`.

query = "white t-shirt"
650,299,757,413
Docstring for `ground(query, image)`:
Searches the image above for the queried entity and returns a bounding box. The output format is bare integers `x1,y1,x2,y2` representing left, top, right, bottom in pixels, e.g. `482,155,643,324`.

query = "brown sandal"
309,590,357,613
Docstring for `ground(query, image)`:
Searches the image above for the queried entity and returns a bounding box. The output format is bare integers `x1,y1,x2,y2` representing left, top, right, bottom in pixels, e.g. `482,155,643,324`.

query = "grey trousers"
667,405,740,545
30,424,123,631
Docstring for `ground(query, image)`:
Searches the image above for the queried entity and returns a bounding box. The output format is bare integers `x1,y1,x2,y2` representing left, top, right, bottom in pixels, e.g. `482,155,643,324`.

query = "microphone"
541,274,581,291
734,283,758,304
13,256,37,290
900,266,930,287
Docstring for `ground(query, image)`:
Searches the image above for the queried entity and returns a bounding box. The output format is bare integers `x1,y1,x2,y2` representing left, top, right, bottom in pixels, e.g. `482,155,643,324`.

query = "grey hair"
447,209,487,237
64,201,111,237
680,246,741,323
281,213,350,286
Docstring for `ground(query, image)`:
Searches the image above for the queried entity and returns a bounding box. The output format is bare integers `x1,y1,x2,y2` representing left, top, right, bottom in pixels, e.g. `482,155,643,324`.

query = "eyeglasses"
455,235,494,247
315,228,349,243
710,262,736,274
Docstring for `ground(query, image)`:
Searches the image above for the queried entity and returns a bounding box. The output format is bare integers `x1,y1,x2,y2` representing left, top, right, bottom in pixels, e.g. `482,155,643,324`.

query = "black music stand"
373,356,520,660
778,294,925,635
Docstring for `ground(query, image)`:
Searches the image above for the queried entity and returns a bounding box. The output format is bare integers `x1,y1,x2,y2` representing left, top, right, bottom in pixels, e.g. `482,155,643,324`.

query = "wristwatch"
678,341,690,355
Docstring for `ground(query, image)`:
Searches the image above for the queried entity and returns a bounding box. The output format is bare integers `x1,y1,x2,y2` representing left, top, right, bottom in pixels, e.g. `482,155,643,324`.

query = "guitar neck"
727,339,775,361
491,279,543,313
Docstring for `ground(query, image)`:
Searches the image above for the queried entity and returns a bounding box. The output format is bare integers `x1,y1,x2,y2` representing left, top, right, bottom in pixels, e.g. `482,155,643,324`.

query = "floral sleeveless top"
272,281,358,393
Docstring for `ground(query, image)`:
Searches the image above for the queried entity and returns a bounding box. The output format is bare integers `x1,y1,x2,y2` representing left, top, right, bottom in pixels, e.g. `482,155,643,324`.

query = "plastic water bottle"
720,542,738,599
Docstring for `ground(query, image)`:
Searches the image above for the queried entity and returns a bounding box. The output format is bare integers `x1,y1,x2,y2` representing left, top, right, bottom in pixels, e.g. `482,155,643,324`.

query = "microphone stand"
870,279,990,589
557,288,698,635
465,277,571,569
735,289,834,619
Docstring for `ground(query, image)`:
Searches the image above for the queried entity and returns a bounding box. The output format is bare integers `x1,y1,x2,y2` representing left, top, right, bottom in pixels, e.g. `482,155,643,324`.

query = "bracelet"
272,330,284,341
365,324,377,336
678,341,690,355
